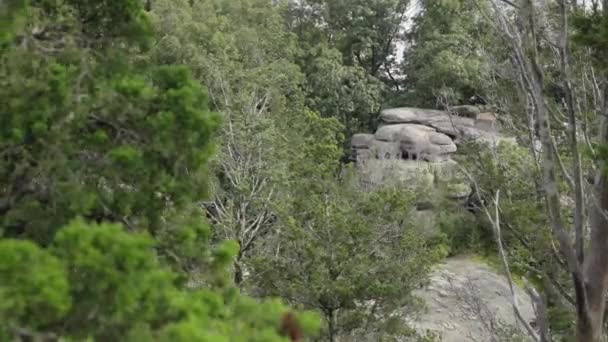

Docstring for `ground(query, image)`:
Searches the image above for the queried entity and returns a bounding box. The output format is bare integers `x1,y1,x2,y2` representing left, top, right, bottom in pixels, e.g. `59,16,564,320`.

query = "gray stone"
379,107,499,143
351,133,375,148
408,256,535,342
451,105,481,118
429,132,454,145
373,124,456,162
374,124,434,142
371,140,402,160
352,148,374,162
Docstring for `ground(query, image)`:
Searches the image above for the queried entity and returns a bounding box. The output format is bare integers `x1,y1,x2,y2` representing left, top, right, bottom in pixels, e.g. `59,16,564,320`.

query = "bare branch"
462,166,542,341
556,0,586,266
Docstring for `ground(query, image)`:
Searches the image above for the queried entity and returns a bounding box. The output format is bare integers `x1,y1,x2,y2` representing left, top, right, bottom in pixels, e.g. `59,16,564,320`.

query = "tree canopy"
5,0,608,341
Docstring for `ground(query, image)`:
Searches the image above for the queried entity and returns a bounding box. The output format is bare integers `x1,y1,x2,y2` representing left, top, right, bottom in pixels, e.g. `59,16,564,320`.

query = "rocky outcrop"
351,107,502,164
349,108,533,341
351,106,502,191
341,256,536,342
378,107,498,143
407,256,535,341
375,124,456,162
352,125,456,163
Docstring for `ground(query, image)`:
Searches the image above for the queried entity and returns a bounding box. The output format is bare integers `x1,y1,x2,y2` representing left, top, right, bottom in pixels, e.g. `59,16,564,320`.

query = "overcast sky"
393,0,421,65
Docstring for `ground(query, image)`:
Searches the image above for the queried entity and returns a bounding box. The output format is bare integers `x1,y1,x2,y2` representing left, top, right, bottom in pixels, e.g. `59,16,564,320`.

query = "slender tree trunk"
484,1,608,340
580,87,608,342
579,4,608,340
234,250,244,286
326,309,336,342
233,260,243,285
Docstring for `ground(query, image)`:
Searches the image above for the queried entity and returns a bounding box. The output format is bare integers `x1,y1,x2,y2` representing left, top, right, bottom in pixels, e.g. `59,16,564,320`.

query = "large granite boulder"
374,124,457,162
356,158,456,189
379,107,498,143
350,133,376,161
340,256,536,342
351,133,375,148
349,105,504,207
350,107,468,194
407,256,535,341
346,108,530,341
351,106,503,165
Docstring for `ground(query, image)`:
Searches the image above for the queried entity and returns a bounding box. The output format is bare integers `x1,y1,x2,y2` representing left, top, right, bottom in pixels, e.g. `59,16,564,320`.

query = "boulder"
429,132,454,146
359,159,429,188
379,107,498,143
380,108,446,124
372,140,402,160
375,124,435,142
351,133,375,148
356,158,457,190
350,133,376,162
407,256,535,341
340,256,536,342
350,107,510,193
451,105,480,118
352,148,374,162
374,124,456,162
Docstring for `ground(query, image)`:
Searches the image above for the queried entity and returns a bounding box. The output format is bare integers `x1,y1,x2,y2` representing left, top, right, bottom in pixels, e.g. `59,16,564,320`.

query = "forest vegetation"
1,0,608,341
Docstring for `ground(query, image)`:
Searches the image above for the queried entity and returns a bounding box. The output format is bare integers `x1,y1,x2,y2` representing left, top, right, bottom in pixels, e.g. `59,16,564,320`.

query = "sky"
393,0,421,65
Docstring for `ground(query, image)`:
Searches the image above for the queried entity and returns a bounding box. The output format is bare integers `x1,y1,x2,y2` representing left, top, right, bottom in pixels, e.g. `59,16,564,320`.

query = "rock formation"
342,257,536,341
408,256,535,341
350,106,503,197
351,106,501,165
349,106,535,341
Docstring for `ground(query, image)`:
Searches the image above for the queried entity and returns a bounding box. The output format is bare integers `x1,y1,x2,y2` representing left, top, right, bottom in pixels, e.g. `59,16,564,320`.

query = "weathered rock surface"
379,107,498,143
407,256,535,341
349,108,532,341
351,106,504,189
356,159,456,189
374,124,457,162
351,133,375,148
351,106,503,164
348,108,533,341
350,106,499,207
341,256,536,342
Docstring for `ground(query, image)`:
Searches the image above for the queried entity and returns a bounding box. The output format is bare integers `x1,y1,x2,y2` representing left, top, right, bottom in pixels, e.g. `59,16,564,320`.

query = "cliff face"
408,256,536,341
350,106,507,201
349,107,534,341
351,106,502,164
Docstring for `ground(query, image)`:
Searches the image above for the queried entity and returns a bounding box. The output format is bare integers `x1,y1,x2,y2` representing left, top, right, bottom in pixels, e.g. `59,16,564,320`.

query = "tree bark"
326,309,336,342
580,86,608,342
486,1,608,340
579,3,608,340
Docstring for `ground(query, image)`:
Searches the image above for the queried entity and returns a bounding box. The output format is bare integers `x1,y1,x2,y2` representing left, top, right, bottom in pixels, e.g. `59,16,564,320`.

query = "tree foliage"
251,112,444,341
400,0,494,107
150,0,308,285
0,0,218,270
4,0,569,340
0,0,320,340
0,220,320,340
285,0,410,134
291,0,410,77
